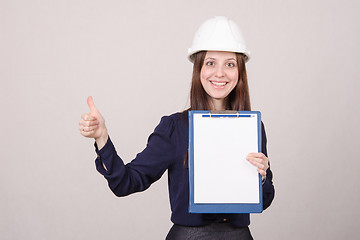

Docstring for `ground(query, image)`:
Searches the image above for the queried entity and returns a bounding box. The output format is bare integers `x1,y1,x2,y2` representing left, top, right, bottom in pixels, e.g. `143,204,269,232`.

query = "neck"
209,98,227,111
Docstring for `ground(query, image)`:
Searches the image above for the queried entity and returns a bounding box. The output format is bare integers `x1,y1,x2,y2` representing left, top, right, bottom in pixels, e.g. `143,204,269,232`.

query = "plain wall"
1,0,359,239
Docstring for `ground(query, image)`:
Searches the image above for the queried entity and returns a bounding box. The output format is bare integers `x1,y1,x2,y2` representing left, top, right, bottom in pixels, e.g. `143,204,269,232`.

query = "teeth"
211,81,226,86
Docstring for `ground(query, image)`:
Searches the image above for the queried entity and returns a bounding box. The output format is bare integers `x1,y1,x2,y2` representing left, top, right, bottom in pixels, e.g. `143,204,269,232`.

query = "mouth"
210,81,228,87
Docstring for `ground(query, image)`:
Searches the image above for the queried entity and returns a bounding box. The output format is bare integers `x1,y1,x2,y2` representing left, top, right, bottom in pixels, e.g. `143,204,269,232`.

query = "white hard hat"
188,16,250,62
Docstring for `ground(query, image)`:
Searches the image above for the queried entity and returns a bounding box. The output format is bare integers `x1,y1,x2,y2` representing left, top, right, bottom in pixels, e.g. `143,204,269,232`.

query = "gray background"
1,0,359,239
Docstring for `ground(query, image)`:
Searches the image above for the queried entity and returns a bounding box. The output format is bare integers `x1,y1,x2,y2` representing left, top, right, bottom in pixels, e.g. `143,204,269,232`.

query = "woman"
79,16,274,240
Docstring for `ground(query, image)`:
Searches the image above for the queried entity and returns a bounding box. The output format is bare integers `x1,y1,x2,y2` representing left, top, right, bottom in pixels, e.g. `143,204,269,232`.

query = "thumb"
87,96,98,114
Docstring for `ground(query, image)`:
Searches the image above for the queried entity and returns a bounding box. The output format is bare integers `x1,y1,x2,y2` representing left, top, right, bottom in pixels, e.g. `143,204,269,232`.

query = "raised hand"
79,96,108,149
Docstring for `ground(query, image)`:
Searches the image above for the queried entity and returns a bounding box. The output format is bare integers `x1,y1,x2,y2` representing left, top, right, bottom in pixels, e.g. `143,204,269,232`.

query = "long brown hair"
189,51,251,111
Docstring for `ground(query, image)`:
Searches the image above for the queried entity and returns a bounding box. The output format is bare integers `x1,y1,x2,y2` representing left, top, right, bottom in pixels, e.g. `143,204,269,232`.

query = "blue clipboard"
188,110,263,213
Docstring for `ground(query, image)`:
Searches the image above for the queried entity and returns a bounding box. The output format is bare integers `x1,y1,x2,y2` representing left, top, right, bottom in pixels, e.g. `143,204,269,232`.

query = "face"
200,51,239,108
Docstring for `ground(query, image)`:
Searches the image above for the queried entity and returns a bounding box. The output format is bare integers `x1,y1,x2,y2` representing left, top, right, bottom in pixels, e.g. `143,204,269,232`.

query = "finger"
247,154,269,166
247,152,265,158
247,156,269,170
257,168,267,177
246,156,264,163
81,130,95,138
248,158,265,169
87,96,98,114
81,113,97,121
79,118,99,127
86,119,99,127
80,125,99,132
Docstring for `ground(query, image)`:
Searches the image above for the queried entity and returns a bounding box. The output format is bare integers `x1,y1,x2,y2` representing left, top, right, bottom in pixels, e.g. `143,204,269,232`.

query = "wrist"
95,132,108,150
262,175,266,184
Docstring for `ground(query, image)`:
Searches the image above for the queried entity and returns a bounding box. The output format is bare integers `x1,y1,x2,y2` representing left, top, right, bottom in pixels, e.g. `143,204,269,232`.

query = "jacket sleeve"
261,122,275,210
94,116,176,197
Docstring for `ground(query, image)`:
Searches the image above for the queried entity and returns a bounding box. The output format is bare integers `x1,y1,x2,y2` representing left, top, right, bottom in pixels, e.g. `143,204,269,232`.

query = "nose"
214,65,225,78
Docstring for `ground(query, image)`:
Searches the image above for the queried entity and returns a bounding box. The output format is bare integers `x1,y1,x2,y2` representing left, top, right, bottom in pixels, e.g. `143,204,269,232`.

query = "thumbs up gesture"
79,96,108,149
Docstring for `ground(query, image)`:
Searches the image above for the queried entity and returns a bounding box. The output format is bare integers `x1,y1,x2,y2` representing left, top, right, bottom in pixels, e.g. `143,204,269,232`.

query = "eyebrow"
205,57,236,61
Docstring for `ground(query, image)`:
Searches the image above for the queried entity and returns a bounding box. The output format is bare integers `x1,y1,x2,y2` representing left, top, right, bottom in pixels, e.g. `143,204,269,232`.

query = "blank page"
193,114,259,204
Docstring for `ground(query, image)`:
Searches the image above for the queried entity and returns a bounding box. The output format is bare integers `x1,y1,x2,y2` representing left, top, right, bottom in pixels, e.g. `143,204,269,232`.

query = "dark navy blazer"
95,111,275,227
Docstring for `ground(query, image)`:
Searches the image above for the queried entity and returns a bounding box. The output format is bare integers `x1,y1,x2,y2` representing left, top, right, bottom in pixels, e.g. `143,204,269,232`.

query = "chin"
211,95,228,101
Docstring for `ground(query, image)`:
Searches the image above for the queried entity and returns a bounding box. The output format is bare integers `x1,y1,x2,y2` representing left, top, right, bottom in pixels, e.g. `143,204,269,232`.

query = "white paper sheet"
193,114,259,203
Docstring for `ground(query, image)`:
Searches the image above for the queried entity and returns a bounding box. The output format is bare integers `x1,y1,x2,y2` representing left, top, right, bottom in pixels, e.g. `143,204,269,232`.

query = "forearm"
95,135,172,197
262,168,275,210
95,137,140,197
95,132,109,150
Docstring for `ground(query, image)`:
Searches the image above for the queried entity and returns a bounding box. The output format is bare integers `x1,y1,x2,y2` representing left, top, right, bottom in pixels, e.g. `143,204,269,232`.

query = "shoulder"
155,111,188,135
160,111,188,125
167,111,188,122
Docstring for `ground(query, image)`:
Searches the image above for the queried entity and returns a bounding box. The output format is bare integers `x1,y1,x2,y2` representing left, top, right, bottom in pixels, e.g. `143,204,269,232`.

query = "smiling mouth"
210,81,227,86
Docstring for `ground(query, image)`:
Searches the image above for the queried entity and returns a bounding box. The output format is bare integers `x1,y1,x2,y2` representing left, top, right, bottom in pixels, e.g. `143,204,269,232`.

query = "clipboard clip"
210,110,238,115
204,111,253,118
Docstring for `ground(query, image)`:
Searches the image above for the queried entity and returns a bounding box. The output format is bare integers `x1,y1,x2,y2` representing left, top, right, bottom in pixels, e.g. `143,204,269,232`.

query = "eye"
205,61,214,66
226,62,236,68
